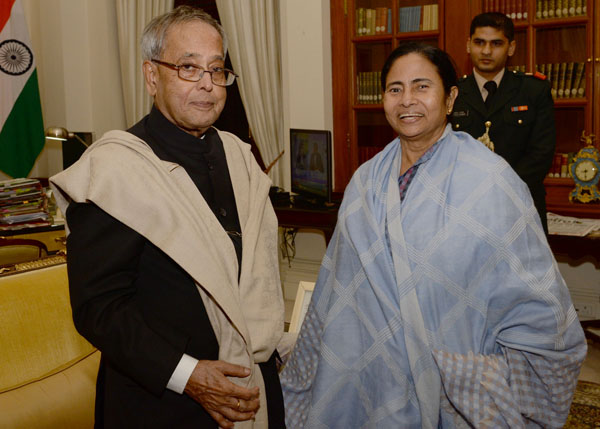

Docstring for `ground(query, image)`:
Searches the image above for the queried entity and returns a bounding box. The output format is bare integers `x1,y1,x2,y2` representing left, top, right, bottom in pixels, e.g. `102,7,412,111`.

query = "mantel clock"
569,131,600,204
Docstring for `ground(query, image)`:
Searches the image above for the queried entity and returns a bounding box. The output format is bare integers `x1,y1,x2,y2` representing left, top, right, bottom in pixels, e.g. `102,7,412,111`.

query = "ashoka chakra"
0,39,33,75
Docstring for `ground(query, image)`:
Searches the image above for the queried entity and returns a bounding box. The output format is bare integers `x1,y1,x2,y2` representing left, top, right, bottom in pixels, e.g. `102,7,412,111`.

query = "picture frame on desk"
288,281,315,333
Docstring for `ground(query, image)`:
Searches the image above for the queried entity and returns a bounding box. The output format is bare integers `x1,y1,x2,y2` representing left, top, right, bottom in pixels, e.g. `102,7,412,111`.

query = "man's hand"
184,360,260,429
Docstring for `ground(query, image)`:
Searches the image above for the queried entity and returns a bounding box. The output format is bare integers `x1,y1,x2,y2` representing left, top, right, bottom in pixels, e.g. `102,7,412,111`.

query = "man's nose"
482,43,492,55
196,71,214,89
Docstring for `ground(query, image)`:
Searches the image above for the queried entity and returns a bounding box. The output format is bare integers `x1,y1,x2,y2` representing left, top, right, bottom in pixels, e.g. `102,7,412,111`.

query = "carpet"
564,380,600,428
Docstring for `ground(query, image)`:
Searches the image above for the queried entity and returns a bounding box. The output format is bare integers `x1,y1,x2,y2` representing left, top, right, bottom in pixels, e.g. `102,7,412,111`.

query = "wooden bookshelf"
330,0,600,218
332,0,458,189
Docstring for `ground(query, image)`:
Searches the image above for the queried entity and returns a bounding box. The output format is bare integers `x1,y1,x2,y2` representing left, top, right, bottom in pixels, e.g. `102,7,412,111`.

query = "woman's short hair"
141,5,228,61
380,42,458,95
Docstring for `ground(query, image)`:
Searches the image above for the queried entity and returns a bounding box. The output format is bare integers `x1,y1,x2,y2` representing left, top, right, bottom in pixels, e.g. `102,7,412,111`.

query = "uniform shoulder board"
525,71,547,80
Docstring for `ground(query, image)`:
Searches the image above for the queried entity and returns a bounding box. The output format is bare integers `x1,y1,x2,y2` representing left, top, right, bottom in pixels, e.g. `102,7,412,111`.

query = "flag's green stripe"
0,69,45,178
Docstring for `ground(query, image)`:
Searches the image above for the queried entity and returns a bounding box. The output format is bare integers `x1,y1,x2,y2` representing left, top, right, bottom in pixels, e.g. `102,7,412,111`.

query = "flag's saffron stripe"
0,0,16,33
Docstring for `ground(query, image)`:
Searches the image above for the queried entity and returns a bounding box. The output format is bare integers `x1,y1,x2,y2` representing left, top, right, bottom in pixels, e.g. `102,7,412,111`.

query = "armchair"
0,258,99,428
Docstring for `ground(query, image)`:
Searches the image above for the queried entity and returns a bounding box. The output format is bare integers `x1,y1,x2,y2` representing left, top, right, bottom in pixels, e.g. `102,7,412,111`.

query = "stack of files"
0,178,51,230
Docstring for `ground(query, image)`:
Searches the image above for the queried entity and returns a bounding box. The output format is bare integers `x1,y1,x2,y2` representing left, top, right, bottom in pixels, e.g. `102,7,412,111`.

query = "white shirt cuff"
166,353,198,394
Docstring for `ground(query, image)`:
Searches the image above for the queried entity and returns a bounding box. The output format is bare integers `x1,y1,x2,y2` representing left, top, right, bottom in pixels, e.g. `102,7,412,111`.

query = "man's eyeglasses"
151,59,238,86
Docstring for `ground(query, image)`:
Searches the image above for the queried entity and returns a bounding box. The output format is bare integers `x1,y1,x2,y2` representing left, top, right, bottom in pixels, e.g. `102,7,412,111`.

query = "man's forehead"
472,27,508,41
163,21,223,56
179,52,224,61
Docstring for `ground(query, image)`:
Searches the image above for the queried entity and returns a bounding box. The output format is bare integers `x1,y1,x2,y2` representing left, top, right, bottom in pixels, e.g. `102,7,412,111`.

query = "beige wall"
281,1,333,190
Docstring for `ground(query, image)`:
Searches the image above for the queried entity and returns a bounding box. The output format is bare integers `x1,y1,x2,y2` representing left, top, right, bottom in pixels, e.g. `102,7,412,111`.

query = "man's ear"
466,38,471,54
143,61,158,96
507,40,516,57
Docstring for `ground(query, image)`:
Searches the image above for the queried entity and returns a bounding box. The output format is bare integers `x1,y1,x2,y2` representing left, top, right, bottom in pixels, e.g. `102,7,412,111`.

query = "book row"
537,62,586,99
356,71,382,104
482,0,586,19
399,5,439,33
548,152,573,178
355,5,439,36
357,61,585,105
356,7,392,36
535,0,587,19
482,0,528,19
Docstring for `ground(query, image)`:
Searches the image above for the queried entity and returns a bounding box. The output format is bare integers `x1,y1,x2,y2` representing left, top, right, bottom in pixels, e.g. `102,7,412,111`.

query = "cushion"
0,350,100,429
0,263,96,391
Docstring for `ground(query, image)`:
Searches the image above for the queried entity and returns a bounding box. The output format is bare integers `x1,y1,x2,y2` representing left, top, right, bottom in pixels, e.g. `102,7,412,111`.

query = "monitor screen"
290,128,332,203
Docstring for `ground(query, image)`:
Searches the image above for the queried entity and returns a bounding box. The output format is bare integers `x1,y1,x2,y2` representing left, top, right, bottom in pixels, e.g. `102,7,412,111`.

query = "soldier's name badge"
452,110,469,117
511,105,528,112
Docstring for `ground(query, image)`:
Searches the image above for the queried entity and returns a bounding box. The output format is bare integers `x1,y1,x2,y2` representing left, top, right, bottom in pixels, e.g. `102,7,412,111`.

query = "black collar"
145,105,218,156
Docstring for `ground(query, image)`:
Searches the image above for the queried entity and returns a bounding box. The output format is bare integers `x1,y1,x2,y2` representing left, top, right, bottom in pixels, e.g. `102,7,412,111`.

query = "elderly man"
50,6,285,429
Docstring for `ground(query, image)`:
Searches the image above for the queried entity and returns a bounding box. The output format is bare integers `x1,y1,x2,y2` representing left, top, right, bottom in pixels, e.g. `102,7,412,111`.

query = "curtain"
115,0,173,127
215,0,284,186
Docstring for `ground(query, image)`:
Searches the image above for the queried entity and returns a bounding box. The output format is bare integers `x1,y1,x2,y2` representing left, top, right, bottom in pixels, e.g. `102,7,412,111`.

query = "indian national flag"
0,0,44,178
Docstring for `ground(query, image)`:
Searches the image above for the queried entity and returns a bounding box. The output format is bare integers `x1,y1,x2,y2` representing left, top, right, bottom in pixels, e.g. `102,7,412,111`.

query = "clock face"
574,159,598,182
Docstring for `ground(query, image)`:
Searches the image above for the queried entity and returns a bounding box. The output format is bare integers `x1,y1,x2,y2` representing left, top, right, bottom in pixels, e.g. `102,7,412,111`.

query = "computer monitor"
290,128,332,205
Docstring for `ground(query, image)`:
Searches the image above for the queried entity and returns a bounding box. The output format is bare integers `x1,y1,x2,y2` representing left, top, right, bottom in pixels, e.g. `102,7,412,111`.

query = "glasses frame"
151,59,238,87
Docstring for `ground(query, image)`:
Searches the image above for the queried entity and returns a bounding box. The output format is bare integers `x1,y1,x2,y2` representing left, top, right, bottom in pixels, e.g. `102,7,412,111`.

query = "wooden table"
273,204,339,244
547,232,600,267
0,223,66,253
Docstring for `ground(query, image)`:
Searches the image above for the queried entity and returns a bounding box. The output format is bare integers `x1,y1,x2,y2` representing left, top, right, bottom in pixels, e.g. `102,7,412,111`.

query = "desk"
547,232,600,268
0,223,66,253
273,205,339,244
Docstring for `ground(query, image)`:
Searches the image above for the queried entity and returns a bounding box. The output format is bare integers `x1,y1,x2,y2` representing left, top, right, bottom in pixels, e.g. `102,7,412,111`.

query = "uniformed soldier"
450,12,555,234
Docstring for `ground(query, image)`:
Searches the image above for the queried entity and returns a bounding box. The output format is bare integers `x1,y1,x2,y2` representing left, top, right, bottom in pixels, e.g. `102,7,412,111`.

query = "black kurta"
66,106,284,428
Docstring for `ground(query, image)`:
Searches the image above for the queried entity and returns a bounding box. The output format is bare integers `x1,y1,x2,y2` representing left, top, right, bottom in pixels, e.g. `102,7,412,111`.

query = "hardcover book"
564,62,574,97
551,63,559,98
557,62,567,98
537,63,546,76
356,8,364,35
431,4,438,30
572,62,585,98
577,73,585,97
545,63,553,86
516,0,523,19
